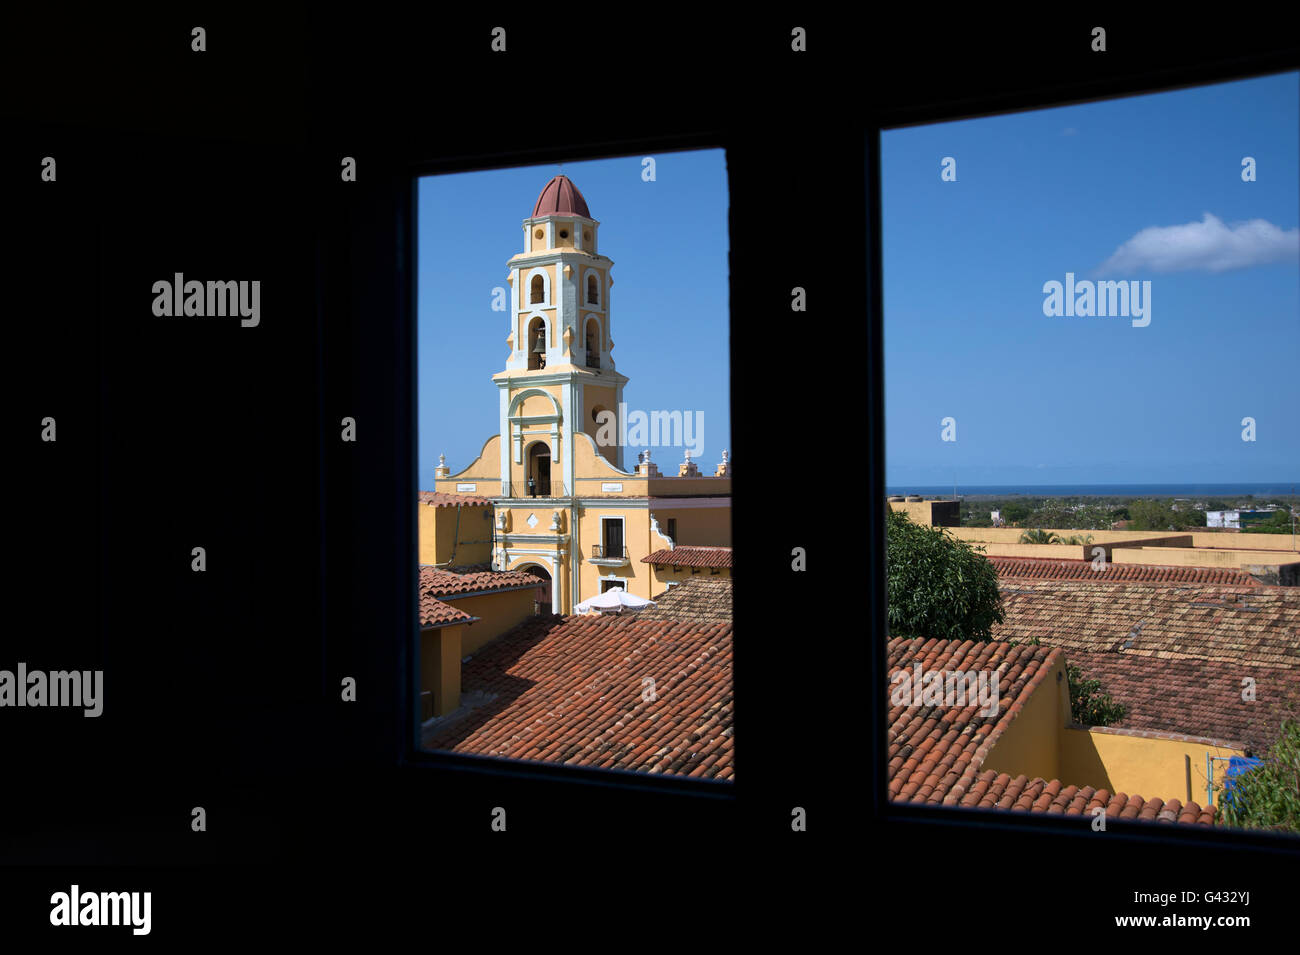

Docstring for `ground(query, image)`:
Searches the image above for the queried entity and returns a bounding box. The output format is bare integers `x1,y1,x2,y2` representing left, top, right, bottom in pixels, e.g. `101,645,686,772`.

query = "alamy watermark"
594,403,703,459
891,663,1001,717
50,885,150,935
1042,272,1151,327
0,663,103,717
152,274,260,327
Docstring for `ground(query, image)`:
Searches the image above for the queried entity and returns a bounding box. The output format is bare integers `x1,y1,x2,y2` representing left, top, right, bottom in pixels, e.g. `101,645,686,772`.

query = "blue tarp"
1219,756,1264,809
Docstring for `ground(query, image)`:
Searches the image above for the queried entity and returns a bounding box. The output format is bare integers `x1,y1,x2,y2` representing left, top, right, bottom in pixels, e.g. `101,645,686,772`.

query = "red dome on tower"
532,175,591,218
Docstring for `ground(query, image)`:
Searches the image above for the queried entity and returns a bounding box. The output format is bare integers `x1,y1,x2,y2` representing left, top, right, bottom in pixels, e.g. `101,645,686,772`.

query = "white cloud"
1096,212,1299,275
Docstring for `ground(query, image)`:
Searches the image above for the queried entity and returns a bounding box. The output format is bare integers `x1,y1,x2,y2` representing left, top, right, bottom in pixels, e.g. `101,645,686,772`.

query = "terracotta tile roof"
422,614,733,779
991,580,1300,670
643,576,733,622
419,490,496,507
1062,650,1300,754
642,545,733,568
960,773,1214,824
990,556,1265,588
419,565,544,597
420,593,476,629
887,637,1214,825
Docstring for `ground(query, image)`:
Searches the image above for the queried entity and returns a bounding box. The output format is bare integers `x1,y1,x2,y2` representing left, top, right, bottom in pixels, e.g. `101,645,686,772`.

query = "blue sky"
417,151,729,489
882,70,1300,487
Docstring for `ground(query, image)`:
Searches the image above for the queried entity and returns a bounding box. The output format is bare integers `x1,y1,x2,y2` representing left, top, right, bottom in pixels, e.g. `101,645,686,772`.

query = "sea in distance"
886,483,1298,499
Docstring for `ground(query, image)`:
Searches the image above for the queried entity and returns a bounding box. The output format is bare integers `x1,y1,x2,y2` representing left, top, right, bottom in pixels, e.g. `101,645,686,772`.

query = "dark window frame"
360,37,1300,856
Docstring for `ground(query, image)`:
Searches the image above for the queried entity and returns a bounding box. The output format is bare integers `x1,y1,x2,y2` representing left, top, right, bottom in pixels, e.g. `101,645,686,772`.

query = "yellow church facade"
431,175,731,614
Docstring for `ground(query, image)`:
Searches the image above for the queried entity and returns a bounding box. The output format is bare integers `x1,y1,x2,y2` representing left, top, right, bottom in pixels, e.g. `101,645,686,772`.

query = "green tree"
1027,502,1072,528
886,509,1004,642
960,500,993,527
1002,501,1032,525
1174,506,1208,529
1243,509,1297,535
1073,505,1116,530
1067,664,1126,726
1019,529,1060,544
1130,498,1177,531
1215,720,1300,834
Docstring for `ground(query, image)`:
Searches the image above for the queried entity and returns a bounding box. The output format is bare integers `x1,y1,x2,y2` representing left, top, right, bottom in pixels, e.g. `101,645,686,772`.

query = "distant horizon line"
886,481,1298,496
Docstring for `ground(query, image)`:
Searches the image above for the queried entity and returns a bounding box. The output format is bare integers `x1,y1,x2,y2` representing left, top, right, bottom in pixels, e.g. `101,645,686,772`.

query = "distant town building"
888,496,960,527
1207,509,1276,530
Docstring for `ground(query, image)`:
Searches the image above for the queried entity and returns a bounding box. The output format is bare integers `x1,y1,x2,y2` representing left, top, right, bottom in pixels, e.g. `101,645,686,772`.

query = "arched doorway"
527,441,551,496
518,564,552,615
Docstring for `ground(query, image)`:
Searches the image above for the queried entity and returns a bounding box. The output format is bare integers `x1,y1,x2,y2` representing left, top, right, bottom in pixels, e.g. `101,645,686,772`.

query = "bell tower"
494,175,629,500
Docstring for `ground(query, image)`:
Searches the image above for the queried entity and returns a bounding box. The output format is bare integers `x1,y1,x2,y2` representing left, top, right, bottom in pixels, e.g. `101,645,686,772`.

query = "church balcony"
502,480,567,499
589,544,629,567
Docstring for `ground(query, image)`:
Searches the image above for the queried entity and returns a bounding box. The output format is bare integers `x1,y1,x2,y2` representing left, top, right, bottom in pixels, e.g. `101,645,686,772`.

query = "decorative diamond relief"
526,512,539,529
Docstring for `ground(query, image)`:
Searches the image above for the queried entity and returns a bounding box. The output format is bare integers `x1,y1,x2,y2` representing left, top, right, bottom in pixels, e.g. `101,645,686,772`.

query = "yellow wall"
442,588,539,655
571,433,642,494
519,390,558,417
648,506,731,547
418,502,493,567
646,476,731,496
1190,533,1300,553
420,623,463,718
434,435,503,498
983,655,1070,784
1112,546,1300,570
980,542,1102,561
978,651,1246,808
950,528,1191,546
581,384,620,467
1060,727,1243,806
574,505,652,603
976,537,1189,561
